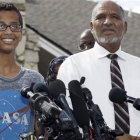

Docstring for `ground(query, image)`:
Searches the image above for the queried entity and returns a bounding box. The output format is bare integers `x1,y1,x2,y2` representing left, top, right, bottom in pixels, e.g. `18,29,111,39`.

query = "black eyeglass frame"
0,23,22,32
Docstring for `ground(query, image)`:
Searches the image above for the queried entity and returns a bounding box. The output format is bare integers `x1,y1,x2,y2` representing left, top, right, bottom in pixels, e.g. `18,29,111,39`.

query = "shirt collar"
93,42,125,60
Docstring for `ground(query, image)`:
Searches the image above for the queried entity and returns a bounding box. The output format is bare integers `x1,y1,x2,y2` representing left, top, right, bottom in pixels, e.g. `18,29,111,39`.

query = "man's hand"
116,134,140,140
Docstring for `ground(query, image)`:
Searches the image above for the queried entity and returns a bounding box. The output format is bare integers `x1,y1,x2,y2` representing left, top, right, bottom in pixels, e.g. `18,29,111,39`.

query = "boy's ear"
123,21,127,34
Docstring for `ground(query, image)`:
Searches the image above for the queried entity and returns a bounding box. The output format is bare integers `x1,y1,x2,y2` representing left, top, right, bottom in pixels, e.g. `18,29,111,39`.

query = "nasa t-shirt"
0,90,30,139
0,67,44,140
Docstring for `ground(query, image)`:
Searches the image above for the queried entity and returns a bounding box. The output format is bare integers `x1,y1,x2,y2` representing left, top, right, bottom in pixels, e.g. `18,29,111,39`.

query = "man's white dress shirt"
57,42,140,136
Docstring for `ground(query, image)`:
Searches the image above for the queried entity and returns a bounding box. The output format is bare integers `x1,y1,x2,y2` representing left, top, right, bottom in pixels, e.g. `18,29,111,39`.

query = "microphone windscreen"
49,79,66,99
109,87,126,103
32,82,50,96
30,82,35,91
68,80,90,127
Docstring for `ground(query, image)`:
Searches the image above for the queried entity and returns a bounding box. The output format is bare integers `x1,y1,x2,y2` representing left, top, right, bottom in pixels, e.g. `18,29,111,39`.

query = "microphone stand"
37,118,45,140
87,100,104,140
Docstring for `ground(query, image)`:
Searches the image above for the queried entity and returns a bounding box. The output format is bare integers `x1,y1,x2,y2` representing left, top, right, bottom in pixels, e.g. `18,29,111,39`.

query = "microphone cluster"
20,78,124,140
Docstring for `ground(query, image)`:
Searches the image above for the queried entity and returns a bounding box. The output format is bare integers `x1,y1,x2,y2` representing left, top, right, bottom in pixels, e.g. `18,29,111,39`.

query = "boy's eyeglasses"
0,23,22,32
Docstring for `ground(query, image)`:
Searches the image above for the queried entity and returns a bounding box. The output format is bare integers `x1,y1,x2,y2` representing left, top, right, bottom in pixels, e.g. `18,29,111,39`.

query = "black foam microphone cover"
109,87,126,104
32,82,50,96
68,80,90,127
30,82,35,91
48,79,66,99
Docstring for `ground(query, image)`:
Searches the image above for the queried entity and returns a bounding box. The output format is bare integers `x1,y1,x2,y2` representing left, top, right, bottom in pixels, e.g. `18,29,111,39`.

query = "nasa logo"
0,90,30,139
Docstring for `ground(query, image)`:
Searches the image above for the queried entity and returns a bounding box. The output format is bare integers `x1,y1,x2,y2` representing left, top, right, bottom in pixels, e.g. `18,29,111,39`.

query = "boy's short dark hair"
0,2,23,28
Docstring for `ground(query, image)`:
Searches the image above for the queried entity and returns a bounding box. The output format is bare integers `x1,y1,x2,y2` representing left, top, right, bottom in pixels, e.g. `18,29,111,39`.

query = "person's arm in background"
34,119,48,140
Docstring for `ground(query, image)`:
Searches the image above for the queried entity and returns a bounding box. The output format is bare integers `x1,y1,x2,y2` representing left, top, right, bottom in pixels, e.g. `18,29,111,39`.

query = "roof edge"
26,24,72,55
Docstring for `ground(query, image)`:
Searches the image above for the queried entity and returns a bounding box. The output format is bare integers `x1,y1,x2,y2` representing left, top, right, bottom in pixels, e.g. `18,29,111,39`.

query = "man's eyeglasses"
79,42,95,51
0,24,22,32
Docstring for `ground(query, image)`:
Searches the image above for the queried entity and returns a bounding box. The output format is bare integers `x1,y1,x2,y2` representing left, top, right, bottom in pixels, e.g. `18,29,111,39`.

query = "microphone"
109,87,140,111
21,85,73,131
68,80,90,140
32,82,52,102
49,79,82,139
32,82,50,95
82,87,124,139
21,86,61,118
21,86,34,99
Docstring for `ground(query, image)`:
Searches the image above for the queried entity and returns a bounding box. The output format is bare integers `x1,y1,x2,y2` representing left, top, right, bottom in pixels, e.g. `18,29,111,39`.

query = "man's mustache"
101,26,116,32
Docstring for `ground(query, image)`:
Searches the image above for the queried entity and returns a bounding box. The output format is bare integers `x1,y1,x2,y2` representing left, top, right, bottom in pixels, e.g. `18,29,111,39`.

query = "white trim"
38,37,70,57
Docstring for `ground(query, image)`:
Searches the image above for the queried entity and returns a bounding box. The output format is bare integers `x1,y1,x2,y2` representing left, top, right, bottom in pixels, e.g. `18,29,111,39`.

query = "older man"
58,1,140,140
